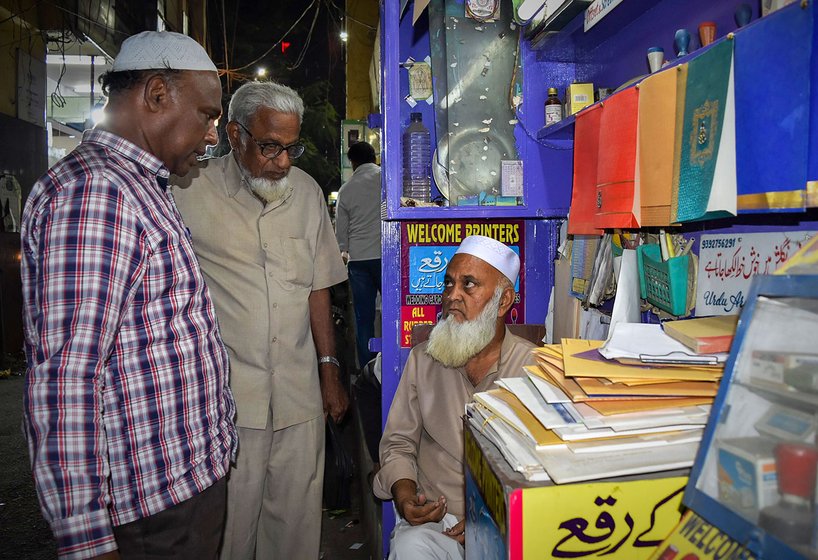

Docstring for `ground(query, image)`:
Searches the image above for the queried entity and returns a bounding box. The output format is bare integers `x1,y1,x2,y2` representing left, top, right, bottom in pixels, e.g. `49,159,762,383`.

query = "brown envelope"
637,65,687,226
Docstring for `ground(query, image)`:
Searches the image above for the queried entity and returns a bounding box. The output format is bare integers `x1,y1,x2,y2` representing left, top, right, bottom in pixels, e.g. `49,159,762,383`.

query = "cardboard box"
566,82,594,115
717,437,778,513
750,350,818,386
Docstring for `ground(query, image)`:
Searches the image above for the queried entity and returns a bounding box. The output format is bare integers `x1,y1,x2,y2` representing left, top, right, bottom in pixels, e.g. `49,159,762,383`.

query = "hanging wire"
287,1,320,70
232,0,317,72
40,0,127,37
229,0,241,68
220,0,231,90
323,0,376,30
0,0,42,26
47,31,70,109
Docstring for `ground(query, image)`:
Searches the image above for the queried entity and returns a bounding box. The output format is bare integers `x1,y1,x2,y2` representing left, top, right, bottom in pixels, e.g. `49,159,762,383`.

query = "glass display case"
685,274,818,559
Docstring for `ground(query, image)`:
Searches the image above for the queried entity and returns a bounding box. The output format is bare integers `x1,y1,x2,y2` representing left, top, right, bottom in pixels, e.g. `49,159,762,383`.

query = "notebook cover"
734,1,813,212
662,315,738,354
595,87,640,229
638,66,679,226
674,40,734,222
568,104,604,235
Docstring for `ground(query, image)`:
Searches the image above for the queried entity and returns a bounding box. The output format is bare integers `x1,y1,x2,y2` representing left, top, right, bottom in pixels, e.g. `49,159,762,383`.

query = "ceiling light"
339,31,348,42
257,67,267,78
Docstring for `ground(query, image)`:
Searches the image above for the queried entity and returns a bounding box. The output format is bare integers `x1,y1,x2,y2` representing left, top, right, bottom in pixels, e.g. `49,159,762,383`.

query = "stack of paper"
468,325,724,484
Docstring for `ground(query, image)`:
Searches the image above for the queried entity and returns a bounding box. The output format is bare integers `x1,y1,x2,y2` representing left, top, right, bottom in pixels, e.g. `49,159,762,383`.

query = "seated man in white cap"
21,31,236,560
373,235,537,559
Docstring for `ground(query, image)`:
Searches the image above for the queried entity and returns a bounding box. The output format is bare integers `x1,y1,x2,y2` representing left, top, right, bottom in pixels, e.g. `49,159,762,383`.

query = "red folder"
595,87,640,229
568,103,604,235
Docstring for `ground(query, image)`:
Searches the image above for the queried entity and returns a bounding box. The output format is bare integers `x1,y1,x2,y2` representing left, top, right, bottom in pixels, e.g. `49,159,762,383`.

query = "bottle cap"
547,87,558,95
775,443,818,499
410,112,422,122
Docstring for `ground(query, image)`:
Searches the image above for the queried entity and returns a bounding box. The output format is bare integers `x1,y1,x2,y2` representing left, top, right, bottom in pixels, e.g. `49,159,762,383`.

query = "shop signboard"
400,220,525,347
647,511,757,560
465,426,688,560
695,231,816,316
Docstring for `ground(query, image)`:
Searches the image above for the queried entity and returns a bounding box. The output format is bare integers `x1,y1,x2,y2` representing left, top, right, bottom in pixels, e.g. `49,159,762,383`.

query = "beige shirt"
374,329,536,519
173,154,347,430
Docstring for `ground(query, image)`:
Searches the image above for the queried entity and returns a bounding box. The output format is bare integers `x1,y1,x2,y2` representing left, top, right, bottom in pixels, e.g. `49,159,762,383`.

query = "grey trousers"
114,477,227,559
220,415,325,560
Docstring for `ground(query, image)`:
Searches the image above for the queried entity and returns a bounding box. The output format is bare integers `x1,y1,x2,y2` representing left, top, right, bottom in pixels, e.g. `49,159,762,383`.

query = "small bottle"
544,87,563,127
402,113,432,202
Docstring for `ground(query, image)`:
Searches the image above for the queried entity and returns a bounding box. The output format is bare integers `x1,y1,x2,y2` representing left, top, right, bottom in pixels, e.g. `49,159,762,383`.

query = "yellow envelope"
561,338,721,382
585,397,714,416
486,389,566,448
525,364,589,403
638,65,685,226
575,376,719,397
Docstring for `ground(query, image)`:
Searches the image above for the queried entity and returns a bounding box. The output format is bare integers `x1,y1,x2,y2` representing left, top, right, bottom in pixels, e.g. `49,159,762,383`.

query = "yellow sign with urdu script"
518,477,687,559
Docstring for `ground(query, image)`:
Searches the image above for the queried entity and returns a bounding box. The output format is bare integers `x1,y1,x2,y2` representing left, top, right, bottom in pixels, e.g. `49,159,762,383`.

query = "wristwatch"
318,355,340,368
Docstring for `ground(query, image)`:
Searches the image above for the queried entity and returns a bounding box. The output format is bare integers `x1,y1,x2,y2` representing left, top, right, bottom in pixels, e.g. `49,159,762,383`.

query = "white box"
717,437,778,514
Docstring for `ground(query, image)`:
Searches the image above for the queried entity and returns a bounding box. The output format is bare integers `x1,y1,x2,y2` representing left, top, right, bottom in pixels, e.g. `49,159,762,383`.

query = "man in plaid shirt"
20,32,237,559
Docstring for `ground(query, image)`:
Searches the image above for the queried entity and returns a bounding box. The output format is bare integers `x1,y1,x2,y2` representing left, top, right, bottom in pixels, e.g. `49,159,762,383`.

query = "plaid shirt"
21,129,237,559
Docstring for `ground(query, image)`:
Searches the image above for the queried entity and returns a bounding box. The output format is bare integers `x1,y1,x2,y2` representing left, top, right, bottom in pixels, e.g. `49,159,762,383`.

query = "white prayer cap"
112,31,218,72
455,235,520,285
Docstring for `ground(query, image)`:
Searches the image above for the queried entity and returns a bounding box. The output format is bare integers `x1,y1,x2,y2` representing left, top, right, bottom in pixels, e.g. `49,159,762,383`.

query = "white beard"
243,174,290,203
425,286,503,369
236,158,291,203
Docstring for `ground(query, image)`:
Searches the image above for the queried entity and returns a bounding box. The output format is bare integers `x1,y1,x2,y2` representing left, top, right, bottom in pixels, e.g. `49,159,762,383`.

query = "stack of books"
467,319,737,484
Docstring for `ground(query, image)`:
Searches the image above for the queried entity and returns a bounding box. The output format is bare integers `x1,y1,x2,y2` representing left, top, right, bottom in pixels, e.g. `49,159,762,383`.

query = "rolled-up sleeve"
334,189,349,253
311,186,347,290
373,351,424,500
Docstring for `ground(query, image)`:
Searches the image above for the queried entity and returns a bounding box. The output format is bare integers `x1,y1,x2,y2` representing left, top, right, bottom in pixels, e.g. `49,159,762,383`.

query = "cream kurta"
173,154,347,430
374,329,536,519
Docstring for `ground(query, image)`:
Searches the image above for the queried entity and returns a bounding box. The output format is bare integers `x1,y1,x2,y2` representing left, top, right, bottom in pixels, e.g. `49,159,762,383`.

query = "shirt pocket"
282,237,314,287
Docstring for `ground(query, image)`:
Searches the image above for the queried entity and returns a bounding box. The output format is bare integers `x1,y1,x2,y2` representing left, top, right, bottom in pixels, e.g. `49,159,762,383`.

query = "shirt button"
271,337,277,343
263,242,268,248
272,303,278,308
268,271,273,277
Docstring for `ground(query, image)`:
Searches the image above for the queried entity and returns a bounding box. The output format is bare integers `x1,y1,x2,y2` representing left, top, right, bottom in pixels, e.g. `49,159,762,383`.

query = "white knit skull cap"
112,31,218,72
454,235,520,285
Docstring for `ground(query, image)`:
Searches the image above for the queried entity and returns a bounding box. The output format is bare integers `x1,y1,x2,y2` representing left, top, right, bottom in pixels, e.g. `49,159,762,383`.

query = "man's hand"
443,519,465,545
320,366,349,423
341,251,350,265
392,479,447,526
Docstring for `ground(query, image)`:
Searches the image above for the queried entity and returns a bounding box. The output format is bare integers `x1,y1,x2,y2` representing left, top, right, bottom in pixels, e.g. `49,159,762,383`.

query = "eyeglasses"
233,121,306,160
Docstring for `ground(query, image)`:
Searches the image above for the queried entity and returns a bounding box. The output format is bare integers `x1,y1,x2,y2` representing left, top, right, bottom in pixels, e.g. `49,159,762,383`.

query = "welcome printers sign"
400,220,525,347
647,510,756,560
695,231,816,316
585,0,626,31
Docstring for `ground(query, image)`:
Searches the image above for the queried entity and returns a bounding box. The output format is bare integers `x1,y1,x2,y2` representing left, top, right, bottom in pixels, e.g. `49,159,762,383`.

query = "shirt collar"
223,153,245,198
352,162,379,176
82,128,170,181
456,326,515,388
488,326,516,377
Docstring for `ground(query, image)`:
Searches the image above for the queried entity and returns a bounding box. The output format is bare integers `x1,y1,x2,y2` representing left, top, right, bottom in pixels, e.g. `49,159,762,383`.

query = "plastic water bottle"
402,112,431,202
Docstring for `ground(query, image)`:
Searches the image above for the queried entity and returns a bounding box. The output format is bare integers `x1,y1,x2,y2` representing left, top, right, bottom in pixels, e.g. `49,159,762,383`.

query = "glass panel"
695,296,818,553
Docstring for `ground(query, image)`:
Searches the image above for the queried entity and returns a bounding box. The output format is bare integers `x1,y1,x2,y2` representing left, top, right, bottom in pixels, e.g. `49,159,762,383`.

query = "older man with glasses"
173,81,348,560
